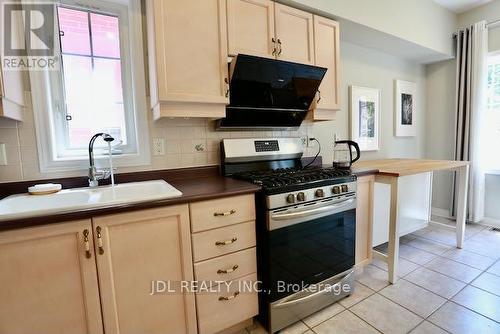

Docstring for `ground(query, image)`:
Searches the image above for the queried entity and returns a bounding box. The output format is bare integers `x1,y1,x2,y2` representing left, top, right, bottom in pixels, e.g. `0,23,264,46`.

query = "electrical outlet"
300,136,309,148
0,144,6,165
152,138,165,156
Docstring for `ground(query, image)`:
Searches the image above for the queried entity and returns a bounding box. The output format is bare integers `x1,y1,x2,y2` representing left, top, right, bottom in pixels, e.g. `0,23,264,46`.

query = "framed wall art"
395,80,417,137
349,86,380,151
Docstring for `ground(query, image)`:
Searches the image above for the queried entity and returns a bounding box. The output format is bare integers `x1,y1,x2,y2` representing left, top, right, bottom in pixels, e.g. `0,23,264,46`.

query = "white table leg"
456,165,469,248
387,177,400,284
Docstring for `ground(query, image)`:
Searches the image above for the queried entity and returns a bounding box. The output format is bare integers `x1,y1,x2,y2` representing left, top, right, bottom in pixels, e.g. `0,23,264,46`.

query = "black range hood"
217,54,327,130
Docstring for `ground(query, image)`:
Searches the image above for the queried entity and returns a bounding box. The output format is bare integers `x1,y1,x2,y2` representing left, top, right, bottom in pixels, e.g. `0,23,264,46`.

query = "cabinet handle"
83,229,92,259
218,291,239,301
96,226,104,255
272,37,276,55
224,78,230,98
277,38,282,56
215,237,237,246
317,90,322,103
217,265,239,274
214,209,236,217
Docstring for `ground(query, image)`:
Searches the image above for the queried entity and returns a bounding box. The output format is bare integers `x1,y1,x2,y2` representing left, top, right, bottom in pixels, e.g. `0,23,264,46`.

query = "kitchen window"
485,52,500,171
30,0,149,172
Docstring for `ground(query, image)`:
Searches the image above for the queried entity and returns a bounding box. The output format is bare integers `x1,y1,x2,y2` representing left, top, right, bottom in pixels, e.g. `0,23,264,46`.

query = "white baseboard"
479,217,500,229
432,207,452,219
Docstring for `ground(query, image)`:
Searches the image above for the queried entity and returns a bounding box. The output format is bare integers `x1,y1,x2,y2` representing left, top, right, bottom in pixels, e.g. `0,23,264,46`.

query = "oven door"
266,196,356,302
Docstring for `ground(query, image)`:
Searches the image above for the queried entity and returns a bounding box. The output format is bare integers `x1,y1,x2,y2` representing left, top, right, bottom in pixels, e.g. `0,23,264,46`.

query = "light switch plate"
0,144,7,165
152,138,165,156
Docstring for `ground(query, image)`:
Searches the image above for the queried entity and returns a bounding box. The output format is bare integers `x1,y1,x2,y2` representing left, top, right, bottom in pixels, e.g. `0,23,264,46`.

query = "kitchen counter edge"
0,166,260,231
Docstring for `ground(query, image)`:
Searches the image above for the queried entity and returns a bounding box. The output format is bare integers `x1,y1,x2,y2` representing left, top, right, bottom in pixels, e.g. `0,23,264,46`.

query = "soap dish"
28,183,62,195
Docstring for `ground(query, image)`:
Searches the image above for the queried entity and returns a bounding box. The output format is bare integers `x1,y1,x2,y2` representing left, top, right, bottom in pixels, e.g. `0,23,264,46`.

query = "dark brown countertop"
0,164,377,231
0,166,260,231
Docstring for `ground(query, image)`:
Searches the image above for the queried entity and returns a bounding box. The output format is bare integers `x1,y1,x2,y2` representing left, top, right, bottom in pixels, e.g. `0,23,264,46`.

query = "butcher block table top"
354,158,469,177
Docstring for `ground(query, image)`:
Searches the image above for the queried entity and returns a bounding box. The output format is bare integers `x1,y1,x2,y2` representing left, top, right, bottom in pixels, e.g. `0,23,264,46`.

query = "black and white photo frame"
395,80,417,137
349,86,380,151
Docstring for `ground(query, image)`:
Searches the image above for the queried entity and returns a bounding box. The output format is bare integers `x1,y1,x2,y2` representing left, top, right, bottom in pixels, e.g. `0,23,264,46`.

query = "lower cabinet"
190,195,258,334
0,220,103,334
355,175,375,266
0,196,258,334
0,205,196,334
92,205,197,334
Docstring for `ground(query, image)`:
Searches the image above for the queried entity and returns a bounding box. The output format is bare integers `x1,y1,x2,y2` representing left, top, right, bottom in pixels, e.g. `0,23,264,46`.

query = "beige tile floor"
241,219,500,334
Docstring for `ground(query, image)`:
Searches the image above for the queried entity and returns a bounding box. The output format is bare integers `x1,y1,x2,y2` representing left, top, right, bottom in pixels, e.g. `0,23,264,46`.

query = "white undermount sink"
0,180,182,221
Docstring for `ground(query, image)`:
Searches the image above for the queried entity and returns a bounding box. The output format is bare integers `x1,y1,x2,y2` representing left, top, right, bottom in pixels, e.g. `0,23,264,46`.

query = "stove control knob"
332,186,340,194
315,189,325,198
286,194,295,204
341,185,349,193
297,192,306,202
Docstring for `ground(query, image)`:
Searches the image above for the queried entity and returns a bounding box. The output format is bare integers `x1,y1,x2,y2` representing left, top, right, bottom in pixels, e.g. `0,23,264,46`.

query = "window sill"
39,153,151,174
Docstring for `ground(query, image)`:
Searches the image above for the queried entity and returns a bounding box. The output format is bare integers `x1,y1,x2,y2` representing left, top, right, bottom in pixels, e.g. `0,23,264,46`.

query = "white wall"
458,0,500,52
425,60,456,211
425,0,500,215
312,42,427,165
281,0,456,57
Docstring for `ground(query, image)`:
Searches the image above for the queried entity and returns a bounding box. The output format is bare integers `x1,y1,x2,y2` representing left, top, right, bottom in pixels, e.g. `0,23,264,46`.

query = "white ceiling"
432,0,492,13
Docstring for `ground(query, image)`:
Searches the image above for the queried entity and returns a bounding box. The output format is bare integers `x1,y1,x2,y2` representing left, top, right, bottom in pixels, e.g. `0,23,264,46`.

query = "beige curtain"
452,21,488,223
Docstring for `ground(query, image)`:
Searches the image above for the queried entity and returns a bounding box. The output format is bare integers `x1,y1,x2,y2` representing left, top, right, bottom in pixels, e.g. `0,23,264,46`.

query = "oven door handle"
271,198,355,221
273,271,354,309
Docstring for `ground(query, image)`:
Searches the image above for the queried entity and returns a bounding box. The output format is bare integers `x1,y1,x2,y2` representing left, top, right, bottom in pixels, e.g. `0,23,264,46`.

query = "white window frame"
30,0,150,173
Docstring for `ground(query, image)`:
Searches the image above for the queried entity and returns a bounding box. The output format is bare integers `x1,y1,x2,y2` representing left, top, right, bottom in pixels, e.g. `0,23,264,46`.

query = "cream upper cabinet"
0,67,26,121
147,0,229,119
227,0,276,58
0,2,26,121
274,3,314,65
311,15,341,119
92,205,197,334
0,220,103,334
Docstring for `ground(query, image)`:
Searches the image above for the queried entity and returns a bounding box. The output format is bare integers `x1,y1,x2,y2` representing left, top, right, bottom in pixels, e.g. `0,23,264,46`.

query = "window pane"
486,55,500,169
57,7,91,56
90,13,120,58
61,55,93,147
93,58,127,145
62,56,127,148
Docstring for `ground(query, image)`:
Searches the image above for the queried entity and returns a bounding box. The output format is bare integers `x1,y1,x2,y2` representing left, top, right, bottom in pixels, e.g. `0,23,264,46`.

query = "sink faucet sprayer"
88,133,115,187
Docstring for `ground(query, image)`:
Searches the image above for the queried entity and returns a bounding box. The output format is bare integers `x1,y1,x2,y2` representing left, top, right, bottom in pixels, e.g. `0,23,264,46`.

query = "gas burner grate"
232,167,352,192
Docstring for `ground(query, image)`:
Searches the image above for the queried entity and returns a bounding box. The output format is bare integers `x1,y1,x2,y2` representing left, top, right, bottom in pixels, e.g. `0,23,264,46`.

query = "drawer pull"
218,291,240,301
96,226,104,255
214,209,236,217
217,265,239,274
215,237,237,246
83,229,92,259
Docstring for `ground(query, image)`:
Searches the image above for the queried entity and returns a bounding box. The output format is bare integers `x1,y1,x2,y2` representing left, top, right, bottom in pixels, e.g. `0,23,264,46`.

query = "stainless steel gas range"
221,138,356,333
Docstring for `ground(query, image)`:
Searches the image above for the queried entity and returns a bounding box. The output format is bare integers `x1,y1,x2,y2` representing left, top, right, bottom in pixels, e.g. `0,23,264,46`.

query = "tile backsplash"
0,93,314,183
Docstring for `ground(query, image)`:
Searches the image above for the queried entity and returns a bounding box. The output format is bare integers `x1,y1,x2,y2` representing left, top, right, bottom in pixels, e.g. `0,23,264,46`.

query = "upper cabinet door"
0,220,103,334
92,205,197,334
227,0,275,58
313,15,341,115
0,4,25,121
274,4,314,64
148,0,229,106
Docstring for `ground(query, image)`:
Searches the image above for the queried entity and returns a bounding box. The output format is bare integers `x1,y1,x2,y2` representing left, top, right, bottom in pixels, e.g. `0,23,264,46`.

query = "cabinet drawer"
196,273,258,334
194,247,256,283
192,221,256,262
190,194,255,233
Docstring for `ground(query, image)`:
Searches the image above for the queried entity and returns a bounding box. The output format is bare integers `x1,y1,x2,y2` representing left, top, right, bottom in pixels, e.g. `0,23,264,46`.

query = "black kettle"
332,140,360,168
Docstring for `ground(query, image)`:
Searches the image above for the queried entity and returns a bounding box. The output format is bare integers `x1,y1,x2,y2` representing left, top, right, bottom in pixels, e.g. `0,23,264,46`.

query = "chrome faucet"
88,133,115,187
